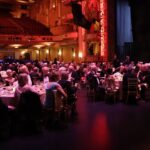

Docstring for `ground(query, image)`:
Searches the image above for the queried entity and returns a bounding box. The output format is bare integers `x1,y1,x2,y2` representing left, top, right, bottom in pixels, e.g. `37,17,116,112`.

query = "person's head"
59,66,66,72
18,73,28,87
107,68,113,75
42,66,49,76
26,62,32,71
126,66,133,73
19,90,42,116
119,65,125,73
68,65,74,72
33,67,39,73
49,71,59,82
19,65,29,74
90,63,97,72
6,69,13,77
60,72,68,80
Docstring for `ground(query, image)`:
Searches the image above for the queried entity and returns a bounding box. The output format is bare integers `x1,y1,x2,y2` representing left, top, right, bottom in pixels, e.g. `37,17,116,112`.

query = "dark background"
128,0,150,61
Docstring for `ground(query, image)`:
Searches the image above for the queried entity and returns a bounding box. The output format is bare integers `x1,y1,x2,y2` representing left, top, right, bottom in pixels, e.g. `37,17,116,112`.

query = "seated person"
4,69,15,86
138,66,150,100
44,71,67,109
58,72,77,105
0,70,8,82
0,100,10,139
30,67,42,85
86,69,99,91
105,68,116,91
58,72,78,117
113,68,123,89
16,91,42,134
42,66,50,86
144,71,150,87
14,73,33,106
68,65,80,85
18,65,32,86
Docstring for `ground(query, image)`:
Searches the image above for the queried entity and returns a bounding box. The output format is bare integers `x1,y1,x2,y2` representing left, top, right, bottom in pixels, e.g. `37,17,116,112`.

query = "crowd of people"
0,55,150,139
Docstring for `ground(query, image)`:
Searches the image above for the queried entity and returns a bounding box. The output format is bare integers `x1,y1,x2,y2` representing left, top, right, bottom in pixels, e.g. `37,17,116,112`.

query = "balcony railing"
0,32,78,44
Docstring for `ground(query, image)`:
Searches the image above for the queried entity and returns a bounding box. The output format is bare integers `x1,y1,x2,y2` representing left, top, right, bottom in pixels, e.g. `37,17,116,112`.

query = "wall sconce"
36,50,39,54
46,49,49,54
21,51,25,55
58,49,62,56
36,50,39,60
52,3,56,8
73,52,76,57
78,52,83,58
45,49,49,60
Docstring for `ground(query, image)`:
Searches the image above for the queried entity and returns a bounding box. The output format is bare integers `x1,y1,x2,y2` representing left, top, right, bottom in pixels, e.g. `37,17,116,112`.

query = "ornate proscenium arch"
85,0,108,61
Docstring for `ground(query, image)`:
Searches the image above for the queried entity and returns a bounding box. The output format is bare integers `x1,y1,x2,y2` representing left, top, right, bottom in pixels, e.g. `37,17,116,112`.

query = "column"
78,1,87,62
99,0,108,61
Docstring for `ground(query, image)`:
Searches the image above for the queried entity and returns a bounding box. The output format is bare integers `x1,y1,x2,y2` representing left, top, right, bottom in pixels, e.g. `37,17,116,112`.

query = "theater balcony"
50,24,75,36
50,13,75,36
0,17,51,36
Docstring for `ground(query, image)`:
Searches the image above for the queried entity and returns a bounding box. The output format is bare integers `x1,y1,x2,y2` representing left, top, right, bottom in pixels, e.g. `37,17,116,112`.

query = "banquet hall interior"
1,0,150,150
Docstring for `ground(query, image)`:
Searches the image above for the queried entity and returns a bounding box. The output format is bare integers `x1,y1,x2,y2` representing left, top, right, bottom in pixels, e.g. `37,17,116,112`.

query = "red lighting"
100,0,108,60
91,114,110,150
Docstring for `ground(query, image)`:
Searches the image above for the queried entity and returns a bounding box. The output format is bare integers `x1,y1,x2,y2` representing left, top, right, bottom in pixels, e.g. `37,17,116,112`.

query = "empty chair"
105,88,117,104
126,78,138,104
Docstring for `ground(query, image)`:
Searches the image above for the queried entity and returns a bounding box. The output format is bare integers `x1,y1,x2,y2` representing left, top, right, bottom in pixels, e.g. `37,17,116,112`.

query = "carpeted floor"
1,88,150,150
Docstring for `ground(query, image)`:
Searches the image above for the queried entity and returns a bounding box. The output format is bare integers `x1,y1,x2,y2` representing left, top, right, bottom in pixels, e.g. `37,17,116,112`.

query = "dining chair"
44,89,69,128
126,78,138,104
105,88,117,104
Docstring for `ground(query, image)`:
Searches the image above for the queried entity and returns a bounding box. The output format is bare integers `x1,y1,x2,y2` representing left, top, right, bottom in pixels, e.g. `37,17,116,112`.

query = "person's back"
145,72,150,87
59,79,75,95
16,91,42,134
123,68,136,90
58,72,77,116
0,100,10,139
14,73,32,105
86,71,99,90
105,75,116,90
44,72,67,108
17,91,42,117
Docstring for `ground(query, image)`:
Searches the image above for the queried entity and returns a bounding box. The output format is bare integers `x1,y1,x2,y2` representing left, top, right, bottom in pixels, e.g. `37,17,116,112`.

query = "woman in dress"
44,71,67,108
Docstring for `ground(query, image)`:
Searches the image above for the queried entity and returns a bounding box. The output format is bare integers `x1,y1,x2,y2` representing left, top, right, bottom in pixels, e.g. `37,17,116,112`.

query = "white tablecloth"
0,85,46,106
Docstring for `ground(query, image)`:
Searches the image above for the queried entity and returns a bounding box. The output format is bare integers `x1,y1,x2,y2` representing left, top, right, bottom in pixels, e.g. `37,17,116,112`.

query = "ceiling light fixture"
10,44,22,49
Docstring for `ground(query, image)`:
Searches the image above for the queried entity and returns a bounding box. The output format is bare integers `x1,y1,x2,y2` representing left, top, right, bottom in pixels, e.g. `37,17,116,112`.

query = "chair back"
125,77,138,103
127,78,138,92
53,90,64,112
45,89,55,109
105,77,115,91
45,89,63,112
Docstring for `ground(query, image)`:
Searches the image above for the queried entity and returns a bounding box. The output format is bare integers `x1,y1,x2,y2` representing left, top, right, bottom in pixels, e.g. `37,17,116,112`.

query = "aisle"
1,88,150,150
